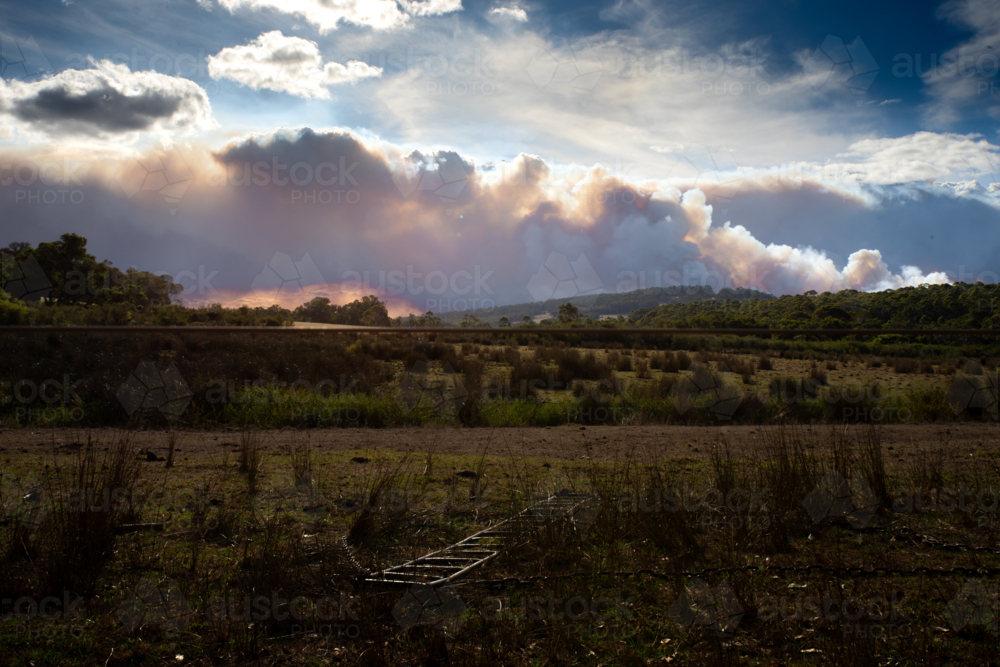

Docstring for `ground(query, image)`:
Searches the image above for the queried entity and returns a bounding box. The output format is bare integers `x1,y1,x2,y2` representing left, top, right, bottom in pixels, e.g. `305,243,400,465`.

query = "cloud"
4,127,982,313
401,0,463,17
213,0,461,32
489,6,527,22
208,31,382,99
745,132,1000,211
832,132,1000,185
0,59,214,139
364,27,889,182
921,0,1000,126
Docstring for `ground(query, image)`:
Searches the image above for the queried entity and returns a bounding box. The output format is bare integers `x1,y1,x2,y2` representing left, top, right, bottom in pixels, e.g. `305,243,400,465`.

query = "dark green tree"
557,302,580,323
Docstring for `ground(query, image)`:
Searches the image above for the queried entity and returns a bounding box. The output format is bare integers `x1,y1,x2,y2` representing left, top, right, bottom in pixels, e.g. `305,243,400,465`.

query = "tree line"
4,234,998,338
0,234,392,327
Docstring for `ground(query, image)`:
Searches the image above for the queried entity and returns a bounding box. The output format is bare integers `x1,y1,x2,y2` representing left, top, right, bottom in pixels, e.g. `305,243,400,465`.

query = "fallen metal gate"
362,490,596,587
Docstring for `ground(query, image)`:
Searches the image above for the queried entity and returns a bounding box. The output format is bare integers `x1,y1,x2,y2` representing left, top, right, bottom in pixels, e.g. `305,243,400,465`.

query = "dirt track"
2,423,998,465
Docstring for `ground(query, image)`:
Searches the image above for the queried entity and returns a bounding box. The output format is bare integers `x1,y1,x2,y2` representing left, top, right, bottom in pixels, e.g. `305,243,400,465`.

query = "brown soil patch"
3,423,997,465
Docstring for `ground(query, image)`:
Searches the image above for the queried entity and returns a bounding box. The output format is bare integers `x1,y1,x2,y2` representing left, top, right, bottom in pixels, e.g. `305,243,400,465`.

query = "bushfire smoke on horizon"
1,127,995,316
1,0,999,316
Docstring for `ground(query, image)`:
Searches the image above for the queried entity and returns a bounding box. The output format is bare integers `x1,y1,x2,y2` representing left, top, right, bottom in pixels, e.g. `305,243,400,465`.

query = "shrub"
0,291,28,324
616,354,633,373
507,358,554,398
809,363,828,385
824,380,882,424
649,352,667,370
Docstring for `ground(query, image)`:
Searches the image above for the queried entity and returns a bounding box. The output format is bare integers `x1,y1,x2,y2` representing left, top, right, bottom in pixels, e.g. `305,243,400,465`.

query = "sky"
0,0,998,315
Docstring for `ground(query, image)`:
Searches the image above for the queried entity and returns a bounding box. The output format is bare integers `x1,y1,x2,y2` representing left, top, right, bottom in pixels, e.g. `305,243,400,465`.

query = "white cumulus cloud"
213,0,461,32
489,6,527,21
401,0,463,17
207,31,382,99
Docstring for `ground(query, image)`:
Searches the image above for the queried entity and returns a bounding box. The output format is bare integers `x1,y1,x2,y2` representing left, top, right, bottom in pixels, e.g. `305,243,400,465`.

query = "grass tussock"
238,428,267,493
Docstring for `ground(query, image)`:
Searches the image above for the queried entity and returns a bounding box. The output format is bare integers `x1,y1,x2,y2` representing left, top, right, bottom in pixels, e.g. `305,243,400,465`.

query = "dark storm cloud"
0,60,214,137
11,82,183,132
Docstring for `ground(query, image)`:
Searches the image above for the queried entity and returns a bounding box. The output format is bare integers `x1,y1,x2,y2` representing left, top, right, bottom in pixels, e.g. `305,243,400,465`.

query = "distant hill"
434,285,775,326
632,282,1000,333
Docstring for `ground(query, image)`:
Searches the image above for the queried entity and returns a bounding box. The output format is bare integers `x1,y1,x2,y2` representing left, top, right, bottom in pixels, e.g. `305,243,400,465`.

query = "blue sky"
0,0,997,310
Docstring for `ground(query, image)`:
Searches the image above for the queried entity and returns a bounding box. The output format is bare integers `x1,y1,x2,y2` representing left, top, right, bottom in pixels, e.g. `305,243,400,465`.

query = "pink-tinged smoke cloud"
1,127,958,314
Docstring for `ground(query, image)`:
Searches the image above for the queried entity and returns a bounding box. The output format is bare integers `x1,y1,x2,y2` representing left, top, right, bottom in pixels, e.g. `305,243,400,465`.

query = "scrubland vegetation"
3,426,1000,665
1,329,997,429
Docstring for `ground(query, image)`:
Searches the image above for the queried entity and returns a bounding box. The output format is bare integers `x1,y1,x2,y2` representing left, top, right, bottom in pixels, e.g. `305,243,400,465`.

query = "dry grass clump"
165,430,178,468
1,432,143,598
809,362,828,385
607,350,633,372
506,356,554,398
555,349,614,384
289,439,313,486
891,357,919,374
238,428,267,493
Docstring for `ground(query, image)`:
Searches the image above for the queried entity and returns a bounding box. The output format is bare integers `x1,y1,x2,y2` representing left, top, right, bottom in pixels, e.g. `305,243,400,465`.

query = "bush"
554,349,613,385
808,363,828,385
616,354,633,373
824,380,882,424
507,358,554,398
0,291,28,324
657,351,693,373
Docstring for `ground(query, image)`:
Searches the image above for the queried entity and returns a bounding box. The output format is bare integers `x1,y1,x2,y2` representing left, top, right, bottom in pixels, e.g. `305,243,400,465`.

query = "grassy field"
2,425,1000,666
0,331,996,429
2,331,998,664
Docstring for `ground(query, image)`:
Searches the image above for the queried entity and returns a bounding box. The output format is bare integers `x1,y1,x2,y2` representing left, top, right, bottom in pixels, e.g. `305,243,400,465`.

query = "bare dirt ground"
3,423,998,466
